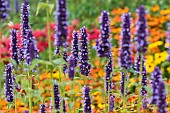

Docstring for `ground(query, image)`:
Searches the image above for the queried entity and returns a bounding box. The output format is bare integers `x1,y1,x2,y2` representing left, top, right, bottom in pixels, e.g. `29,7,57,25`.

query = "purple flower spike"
166,22,170,61
157,81,167,113
26,30,38,65
83,86,92,113
55,0,68,54
54,84,60,111
150,67,162,105
96,10,111,57
119,13,131,69
68,55,75,80
119,13,131,95
142,97,148,109
72,30,79,66
10,29,19,64
135,5,148,54
63,51,68,74
80,27,91,76
24,110,29,113
5,64,14,102
141,66,147,96
0,0,9,19
14,0,20,14
109,94,114,112
40,104,46,113
63,99,66,113
105,54,113,92
20,1,31,60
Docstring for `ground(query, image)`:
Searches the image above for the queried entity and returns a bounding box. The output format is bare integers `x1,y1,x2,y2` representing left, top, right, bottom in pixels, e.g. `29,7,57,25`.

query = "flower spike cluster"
68,55,76,80
150,67,162,105
119,13,131,95
26,30,39,65
55,0,68,54
10,29,19,64
0,0,9,19
96,10,111,57
54,84,60,111
135,5,148,54
80,27,91,76
5,64,14,102
83,86,92,113
72,30,79,66
166,22,170,61
40,104,46,113
20,1,31,60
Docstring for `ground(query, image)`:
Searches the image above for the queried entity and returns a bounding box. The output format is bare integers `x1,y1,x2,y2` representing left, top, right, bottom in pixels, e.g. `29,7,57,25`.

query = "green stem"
137,53,143,113
15,90,17,113
46,0,55,112
104,77,107,113
72,81,75,113
122,70,127,112
28,72,32,113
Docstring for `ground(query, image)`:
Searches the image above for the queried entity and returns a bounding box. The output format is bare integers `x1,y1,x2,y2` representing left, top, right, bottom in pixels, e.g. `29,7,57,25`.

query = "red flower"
8,23,20,30
88,28,100,40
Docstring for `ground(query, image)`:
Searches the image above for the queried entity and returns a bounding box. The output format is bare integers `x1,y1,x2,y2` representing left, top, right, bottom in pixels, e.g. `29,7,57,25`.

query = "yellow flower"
47,70,65,79
154,51,168,65
91,91,101,96
98,103,105,109
145,55,153,63
167,66,170,73
145,62,155,73
148,41,163,49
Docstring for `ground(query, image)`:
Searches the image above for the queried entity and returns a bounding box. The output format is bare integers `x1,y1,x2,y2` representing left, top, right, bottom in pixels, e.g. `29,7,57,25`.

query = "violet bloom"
119,13,131,95
105,54,113,92
72,30,79,66
0,0,9,19
20,1,30,61
68,55,75,80
96,10,111,57
10,29,19,64
157,81,167,113
63,51,68,74
80,27,91,76
54,84,60,111
150,67,162,105
83,86,92,113
14,0,20,14
55,0,68,54
166,22,170,61
63,99,66,113
141,66,147,96
40,104,46,113
135,5,148,54
142,97,148,109
109,94,114,112
26,30,38,65
24,110,29,113
5,64,14,102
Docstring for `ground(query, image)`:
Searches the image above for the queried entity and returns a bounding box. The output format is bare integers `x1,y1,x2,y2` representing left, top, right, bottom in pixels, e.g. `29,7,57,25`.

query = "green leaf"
48,4,55,14
52,58,66,65
36,2,48,15
11,59,17,69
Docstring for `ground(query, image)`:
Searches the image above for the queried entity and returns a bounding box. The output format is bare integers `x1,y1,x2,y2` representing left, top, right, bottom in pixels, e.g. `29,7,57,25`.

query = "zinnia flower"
135,5,148,54
96,10,111,57
10,29,19,64
5,64,14,102
83,86,92,113
55,0,68,54
80,27,91,76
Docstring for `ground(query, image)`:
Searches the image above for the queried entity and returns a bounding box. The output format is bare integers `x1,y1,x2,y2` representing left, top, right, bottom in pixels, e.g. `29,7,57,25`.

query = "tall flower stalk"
119,13,131,111
135,5,148,113
72,30,79,66
166,22,170,61
83,86,92,113
80,27,91,77
96,10,111,57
